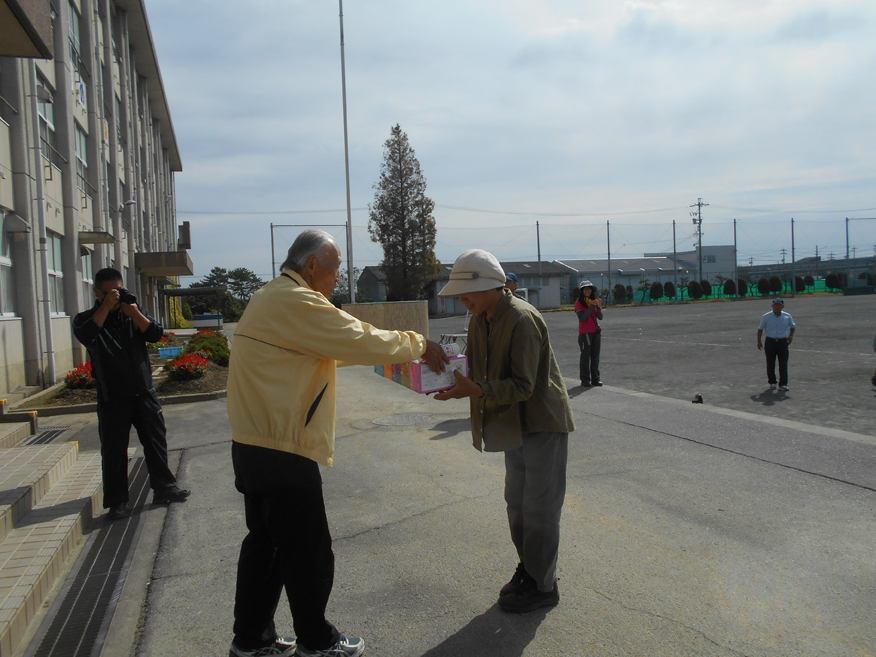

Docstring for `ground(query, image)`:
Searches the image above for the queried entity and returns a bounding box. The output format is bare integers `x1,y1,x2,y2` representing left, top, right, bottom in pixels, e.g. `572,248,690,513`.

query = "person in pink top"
574,280,604,387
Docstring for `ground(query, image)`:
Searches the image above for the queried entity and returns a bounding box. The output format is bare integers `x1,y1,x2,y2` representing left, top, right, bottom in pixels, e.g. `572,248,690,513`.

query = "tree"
612,283,626,304
650,281,663,301
687,281,703,299
804,275,814,291
330,266,364,306
737,279,748,297
714,274,726,289
636,274,651,303
769,276,783,294
664,280,676,299
794,276,805,293
625,285,634,303
757,278,771,296
679,276,689,300
723,279,736,296
188,266,246,321
368,124,438,301
700,279,712,297
825,273,845,291
227,268,264,302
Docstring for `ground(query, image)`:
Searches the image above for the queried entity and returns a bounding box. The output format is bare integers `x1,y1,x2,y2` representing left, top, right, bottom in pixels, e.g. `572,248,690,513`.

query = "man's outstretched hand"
422,340,450,374
434,370,483,401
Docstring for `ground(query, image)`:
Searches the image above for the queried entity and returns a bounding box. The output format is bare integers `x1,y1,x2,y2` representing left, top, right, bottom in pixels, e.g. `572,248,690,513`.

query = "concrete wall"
342,301,429,340
0,318,26,395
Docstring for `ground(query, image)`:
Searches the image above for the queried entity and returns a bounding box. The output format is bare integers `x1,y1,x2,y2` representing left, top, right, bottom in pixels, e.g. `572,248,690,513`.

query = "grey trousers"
504,431,569,592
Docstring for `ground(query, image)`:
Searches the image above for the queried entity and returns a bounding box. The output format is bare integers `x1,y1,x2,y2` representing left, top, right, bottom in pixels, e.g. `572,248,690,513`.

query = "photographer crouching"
73,268,190,520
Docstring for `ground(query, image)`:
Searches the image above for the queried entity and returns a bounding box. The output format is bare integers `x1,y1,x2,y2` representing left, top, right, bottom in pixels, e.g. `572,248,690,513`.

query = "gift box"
409,355,468,394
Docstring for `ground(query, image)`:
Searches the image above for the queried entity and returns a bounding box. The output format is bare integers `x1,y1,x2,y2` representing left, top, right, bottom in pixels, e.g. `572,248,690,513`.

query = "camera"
117,288,137,305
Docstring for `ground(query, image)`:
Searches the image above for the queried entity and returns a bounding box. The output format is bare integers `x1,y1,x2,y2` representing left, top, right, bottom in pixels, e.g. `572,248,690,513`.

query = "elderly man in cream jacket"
226,229,447,657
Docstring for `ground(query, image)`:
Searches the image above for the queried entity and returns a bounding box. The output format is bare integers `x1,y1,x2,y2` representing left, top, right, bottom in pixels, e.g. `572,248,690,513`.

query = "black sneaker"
580,380,591,387
592,380,603,387
499,579,560,613
106,503,129,521
295,634,365,657
153,485,191,504
229,637,296,657
499,562,534,598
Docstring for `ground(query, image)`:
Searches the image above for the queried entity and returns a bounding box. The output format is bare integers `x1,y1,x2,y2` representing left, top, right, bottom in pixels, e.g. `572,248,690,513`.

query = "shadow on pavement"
419,605,550,657
429,418,471,441
750,390,789,406
567,386,595,400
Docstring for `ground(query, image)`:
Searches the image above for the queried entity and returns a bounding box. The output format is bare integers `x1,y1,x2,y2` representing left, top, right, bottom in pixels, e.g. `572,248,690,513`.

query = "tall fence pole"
733,218,738,298
606,220,611,303
672,220,678,300
270,222,276,279
339,0,356,302
791,218,796,297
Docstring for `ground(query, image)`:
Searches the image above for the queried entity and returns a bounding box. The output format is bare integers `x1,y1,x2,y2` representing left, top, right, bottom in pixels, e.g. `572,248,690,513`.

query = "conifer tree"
368,125,438,300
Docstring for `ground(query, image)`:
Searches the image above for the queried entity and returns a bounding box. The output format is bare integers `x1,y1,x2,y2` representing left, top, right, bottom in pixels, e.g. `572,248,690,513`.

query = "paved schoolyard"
430,293,876,437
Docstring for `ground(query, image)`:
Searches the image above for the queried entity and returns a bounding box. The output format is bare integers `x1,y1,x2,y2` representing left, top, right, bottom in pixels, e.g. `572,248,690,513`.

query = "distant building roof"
555,257,696,273
360,266,387,282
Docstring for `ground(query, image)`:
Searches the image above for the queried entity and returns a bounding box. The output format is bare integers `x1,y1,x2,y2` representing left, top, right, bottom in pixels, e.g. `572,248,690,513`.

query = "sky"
144,0,876,284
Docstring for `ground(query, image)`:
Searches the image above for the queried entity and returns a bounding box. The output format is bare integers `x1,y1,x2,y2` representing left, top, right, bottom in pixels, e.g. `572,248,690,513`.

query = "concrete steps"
0,443,102,657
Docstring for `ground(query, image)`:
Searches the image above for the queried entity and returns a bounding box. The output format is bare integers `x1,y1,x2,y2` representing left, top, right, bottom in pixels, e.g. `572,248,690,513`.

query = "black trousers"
97,391,176,508
764,337,790,386
231,442,339,652
578,331,601,384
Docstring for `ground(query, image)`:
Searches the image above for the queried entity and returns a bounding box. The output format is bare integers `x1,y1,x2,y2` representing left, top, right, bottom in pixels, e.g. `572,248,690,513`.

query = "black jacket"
72,301,163,401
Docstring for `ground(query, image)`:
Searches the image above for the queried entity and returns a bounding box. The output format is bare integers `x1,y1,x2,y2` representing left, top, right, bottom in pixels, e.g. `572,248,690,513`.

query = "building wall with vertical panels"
0,0,186,398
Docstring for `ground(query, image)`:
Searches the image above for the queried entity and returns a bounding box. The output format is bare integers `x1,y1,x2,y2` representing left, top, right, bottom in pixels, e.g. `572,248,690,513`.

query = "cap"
505,272,518,283
578,279,597,289
773,297,784,305
438,249,506,297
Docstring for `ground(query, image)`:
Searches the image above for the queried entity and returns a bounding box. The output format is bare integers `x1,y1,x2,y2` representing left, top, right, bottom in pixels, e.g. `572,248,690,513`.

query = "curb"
15,390,228,417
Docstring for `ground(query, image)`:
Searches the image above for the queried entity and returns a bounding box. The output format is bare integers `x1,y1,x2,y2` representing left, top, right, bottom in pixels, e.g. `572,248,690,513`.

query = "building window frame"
0,228,15,316
47,231,65,315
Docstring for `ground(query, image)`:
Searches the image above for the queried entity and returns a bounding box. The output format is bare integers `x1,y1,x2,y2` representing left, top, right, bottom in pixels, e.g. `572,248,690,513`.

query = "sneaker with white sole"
769,383,777,390
779,385,789,391
229,637,296,657
295,634,364,657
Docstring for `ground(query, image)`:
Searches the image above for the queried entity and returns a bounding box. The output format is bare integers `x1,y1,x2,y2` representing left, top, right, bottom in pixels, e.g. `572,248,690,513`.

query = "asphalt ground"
431,293,876,437
37,294,875,656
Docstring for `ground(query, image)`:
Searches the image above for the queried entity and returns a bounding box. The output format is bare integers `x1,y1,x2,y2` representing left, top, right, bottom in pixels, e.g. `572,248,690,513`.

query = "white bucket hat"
438,249,506,297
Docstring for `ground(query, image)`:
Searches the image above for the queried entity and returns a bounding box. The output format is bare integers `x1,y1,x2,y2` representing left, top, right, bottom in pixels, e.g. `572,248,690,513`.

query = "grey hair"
280,229,338,272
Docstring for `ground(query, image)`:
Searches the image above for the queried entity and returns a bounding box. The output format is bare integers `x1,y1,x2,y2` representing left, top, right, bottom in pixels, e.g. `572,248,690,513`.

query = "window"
0,228,14,315
705,255,717,264
75,125,88,192
47,231,65,314
80,246,93,303
68,2,81,64
36,74,56,161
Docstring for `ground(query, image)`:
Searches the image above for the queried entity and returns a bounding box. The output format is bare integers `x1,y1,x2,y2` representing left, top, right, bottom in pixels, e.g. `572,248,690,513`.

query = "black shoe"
499,562,534,598
106,503,129,521
229,637,296,657
592,380,603,387
153,485,191,504
580,380,591,387
499,579,560,613
871,375,876,387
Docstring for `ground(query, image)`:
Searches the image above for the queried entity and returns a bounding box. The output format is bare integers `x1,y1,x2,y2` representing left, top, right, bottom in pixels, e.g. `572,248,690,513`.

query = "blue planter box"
158,346,183,358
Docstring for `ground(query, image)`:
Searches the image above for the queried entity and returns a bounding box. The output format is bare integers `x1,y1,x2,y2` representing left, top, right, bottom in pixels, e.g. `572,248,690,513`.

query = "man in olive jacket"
226,230,447,657
435,248,575,614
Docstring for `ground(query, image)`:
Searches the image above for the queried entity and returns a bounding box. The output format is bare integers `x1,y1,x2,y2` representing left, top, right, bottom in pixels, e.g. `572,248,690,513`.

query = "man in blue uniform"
756,297,796,391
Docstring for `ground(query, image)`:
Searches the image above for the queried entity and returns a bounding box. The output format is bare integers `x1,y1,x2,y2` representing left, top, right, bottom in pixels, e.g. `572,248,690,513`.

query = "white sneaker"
779,385,789,391
769,383,777,390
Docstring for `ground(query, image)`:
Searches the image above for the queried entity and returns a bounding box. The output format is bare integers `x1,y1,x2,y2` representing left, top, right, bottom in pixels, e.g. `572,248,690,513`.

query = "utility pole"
536,221,542,279
780,248,787,264
672,220,678,300
689,198,708,282
733,218,738,298
606,221,611,302
790,218,796,297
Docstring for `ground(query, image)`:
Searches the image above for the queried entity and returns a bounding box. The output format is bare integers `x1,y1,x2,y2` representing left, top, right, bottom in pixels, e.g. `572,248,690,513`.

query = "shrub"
795,276,805,293
65,362,94,389
166,352,210,381
650,281,663,301
769,276,783,293
723,279,736,296
147,331,178,350
804,275,814,289
664,281,676,299
738,279,748,297
687,281,703,299
184,329,230,366
757,278,771,296
181,302,193,320
612,283,626,304
700,280,712,297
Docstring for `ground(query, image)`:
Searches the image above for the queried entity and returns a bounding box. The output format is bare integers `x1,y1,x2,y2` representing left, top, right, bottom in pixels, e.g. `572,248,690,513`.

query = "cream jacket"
227,270,426,466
